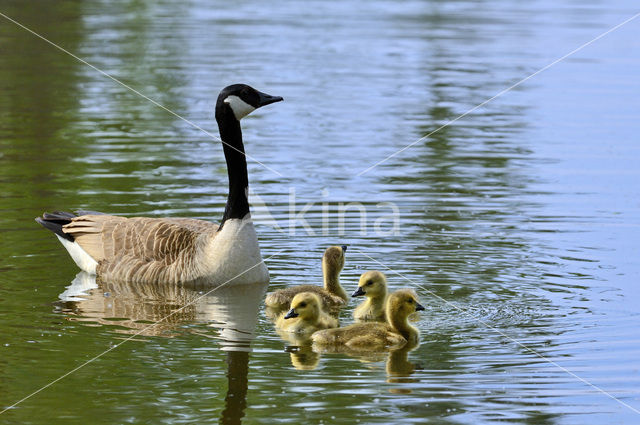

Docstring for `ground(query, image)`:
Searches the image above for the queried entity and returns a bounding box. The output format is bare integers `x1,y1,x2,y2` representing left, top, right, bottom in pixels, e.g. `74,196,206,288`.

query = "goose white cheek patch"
224,95,256,120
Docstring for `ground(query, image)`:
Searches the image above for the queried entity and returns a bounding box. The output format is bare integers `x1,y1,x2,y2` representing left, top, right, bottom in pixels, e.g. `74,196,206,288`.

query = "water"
1,0,640,423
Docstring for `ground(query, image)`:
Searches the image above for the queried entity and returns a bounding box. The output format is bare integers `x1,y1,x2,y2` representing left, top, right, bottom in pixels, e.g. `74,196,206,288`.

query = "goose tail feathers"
35,211,77,241
35,210,109,242
35,210,101,274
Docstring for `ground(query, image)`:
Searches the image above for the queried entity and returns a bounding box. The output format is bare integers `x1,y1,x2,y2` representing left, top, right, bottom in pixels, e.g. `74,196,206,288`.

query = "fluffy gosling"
265,246,348,310
312,289,424,350
352,270,388,322
276,292,338,333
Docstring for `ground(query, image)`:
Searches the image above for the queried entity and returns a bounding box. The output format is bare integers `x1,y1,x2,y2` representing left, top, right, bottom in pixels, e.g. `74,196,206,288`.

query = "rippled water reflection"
1,0,640,423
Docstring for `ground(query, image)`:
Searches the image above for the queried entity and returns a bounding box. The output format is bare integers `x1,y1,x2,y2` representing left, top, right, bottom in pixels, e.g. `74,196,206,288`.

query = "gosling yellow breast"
312,289,424,350
352,270,388,322
265,246,348,310
276,292,339,333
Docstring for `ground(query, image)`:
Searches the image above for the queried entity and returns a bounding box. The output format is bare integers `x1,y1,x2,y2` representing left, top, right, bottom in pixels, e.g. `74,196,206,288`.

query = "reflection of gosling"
276,292,339,333
265,246,348,310
289,346,321,370
312,289,424,350
352,271,387,322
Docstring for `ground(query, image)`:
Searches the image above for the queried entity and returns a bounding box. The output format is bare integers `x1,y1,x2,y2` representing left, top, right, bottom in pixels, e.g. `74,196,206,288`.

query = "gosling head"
217,84,283,121
284,292,321,321
386,289,425,320
322,245,346,274
352,270,387,298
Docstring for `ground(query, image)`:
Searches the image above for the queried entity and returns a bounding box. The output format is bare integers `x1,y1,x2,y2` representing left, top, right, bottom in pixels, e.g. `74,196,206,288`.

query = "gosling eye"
298,302,307,308
407,298,414,304
366,280,373,286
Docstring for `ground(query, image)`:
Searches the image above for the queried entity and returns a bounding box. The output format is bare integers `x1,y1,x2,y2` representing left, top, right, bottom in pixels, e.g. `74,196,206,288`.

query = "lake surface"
1,0,640,423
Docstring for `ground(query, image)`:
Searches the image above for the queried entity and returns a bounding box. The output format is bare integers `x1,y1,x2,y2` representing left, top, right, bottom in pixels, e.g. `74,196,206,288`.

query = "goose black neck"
217,108,249,228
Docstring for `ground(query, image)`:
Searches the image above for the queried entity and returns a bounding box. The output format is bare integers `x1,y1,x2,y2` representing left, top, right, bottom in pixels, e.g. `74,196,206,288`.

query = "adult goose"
35,84,282,286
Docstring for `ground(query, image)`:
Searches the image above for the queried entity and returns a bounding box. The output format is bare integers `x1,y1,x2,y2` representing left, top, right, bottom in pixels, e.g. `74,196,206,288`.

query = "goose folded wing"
62,215,218,281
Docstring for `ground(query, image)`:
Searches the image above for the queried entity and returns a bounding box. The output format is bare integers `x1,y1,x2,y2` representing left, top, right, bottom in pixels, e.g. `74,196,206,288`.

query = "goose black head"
217,84,283,121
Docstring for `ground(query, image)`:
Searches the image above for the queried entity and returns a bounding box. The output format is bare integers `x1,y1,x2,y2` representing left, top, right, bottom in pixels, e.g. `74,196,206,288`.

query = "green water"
1,0,640,423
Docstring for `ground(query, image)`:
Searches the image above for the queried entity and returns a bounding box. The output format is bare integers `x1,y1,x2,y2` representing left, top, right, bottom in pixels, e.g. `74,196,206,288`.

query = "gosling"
265,246,348,310
352,270,388,322
276,292,338,334
312,289,424,350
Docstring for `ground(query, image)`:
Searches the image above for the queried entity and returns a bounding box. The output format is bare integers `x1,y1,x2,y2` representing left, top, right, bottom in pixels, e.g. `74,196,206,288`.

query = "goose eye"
366,280,373,286
299,302,307,308
407,298,414,304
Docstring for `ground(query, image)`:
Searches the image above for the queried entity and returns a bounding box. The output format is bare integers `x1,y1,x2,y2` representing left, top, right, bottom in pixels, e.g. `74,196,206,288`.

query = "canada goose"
264,245,348,310
312,289,424,350
352,270,388,322
35,84,282,285
275,292,338,333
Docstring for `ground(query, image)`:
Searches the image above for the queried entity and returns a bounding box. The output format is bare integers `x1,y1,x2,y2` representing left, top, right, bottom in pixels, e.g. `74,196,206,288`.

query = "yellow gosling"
265,246,348,310
312,289,424,350
276,292,338,334
352,270,387,322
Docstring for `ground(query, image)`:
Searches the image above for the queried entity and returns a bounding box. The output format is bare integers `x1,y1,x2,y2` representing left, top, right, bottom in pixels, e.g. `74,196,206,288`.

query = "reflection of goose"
57,272,266,349
219,351,250,425
265,246,348,311
58,271,98,301
312,341,419,391
286,345,321,371
273,317,323,370
312,289,424,350
57,273,258,422
386,342,418,376
352,270,388,322
386,343,420,394
36,84,282,286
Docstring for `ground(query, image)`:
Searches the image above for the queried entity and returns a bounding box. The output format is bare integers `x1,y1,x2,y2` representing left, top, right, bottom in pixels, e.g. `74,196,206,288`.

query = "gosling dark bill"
352,286,366,297
284,309,299,319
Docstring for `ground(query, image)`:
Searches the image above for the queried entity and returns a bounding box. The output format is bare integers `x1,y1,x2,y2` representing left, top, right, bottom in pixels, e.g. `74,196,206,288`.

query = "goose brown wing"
62,215,218,282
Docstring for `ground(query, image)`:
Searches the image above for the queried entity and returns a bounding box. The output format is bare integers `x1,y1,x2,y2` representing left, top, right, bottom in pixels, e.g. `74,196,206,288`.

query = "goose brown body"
265,246,348,310
312,289,424,350
64,215,217,283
